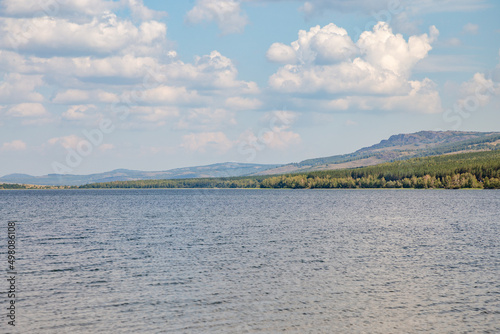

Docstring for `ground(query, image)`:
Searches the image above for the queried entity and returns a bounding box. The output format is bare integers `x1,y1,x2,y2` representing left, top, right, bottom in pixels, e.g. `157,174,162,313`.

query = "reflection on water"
1,189,499,333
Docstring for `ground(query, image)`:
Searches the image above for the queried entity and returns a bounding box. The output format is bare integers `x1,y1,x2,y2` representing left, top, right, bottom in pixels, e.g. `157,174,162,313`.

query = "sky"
0,0,499,176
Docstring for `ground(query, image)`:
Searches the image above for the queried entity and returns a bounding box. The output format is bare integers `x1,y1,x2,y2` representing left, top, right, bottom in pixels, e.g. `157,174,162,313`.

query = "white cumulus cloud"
186,0,248,34
47,135,85,150
457,72,500,109
0,13,167,56
0,73,44,103
268,23,357,65
267,22,441,113
6,102,48,117
237,110,301,151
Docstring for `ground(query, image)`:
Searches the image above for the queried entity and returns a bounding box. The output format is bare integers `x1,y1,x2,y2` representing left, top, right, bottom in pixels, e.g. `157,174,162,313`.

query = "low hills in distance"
1,130,500,188
0,162,280,186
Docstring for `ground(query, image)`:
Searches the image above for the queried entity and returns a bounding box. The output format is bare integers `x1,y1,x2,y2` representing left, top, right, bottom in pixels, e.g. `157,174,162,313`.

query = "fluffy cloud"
460,72,498,97
163,51,259,92
186,0,248,34
267,23,356,64
267,22,441,113
53,90,90,104
181,131,234,153
125,0,166,21
47,135,85,150
2,50,257,93
260,130,301,149
1,54,163,82
269,22,438,89
456,72,500,110
6,102,48,117
1,139,26,151
0,0,176,131
0,73,44,103
292,83,443,114
364,78,442,113
0,0,257,133
68,54,163,78
266,43,298,64
239,127,301,151
258,110,301,149
0,13,166,56
1,0,164,21
260,110,298,129
237,110,301,153
359,23,438,76
0,51,257,129
292,77,442,113
2,102,54,125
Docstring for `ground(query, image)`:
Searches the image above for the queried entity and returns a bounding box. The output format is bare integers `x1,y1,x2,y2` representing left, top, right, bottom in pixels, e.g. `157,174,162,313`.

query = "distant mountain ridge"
2,131,499,186
0,163,280,186
253,131,500,175
359,131,493,151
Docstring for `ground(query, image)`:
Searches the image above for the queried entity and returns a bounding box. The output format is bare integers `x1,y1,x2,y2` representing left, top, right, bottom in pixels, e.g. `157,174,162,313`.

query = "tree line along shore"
77,150,500,190
0,184,73,190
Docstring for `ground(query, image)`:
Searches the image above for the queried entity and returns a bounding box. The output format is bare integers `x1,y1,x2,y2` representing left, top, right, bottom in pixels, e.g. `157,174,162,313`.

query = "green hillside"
80,150,500,189
255,131,500,175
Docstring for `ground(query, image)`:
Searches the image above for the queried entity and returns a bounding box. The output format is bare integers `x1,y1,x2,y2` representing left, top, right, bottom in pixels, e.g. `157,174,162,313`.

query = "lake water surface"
1,189,499,333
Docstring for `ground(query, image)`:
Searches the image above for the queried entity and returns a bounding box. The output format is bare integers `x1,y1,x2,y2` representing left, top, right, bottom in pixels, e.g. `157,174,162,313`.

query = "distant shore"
3,150,499,190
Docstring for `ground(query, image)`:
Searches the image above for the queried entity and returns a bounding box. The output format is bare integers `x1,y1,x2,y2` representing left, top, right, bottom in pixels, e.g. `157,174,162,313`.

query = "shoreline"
0,187,490,191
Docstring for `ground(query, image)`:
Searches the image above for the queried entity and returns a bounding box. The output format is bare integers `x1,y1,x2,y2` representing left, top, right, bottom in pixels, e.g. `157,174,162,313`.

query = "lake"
1,189,499,333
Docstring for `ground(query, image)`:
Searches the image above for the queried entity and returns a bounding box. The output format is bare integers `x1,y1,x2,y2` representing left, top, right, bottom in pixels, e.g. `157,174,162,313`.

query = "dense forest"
80,150,500,189
284,132,500,169
0,183,29,189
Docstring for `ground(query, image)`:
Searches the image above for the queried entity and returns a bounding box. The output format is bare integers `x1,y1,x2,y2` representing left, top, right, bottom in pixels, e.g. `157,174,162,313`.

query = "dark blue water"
1,189,499,333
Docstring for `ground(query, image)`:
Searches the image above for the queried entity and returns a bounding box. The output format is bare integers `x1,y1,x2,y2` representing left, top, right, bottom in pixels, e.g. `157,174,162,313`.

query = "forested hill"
2,131,499,188
80,150,500,189
254,131,500,175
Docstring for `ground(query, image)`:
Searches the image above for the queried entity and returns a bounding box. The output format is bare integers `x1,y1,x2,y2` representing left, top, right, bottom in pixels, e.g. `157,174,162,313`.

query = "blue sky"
0,0,499,176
